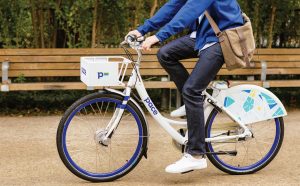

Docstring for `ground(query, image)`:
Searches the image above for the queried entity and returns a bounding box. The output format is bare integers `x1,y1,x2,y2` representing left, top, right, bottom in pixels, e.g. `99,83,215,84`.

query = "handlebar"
120,35,145,48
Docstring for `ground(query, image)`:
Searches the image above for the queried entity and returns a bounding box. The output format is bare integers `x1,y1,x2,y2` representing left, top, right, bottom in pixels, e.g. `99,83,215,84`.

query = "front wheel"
205,109,284,175
56,92,148,182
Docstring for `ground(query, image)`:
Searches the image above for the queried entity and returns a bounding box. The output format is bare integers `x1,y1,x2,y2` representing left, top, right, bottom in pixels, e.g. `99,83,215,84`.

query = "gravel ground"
0,110,299,186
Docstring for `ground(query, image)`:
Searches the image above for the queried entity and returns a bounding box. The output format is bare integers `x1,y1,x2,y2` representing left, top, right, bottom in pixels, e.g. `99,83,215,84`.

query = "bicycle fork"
103,88,132,142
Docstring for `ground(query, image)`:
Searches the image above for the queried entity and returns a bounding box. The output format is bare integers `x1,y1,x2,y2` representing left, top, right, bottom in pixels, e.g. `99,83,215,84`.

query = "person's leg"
157,35,198,93
183,43,224,156
165,43,224,173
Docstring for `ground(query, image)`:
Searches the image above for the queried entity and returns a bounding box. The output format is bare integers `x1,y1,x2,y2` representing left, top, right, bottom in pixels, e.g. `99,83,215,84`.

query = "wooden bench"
1,48,300,92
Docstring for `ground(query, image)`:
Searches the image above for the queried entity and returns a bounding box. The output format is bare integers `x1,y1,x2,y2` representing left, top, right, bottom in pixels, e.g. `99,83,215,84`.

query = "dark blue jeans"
157,35,224,155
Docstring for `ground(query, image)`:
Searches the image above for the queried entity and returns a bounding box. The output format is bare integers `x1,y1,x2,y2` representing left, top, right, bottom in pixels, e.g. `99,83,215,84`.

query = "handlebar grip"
126,35,137,43
121,35,145,47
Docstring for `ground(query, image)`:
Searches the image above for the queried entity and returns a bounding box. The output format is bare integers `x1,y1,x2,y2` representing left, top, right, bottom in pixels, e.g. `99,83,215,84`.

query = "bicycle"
56,36,287,182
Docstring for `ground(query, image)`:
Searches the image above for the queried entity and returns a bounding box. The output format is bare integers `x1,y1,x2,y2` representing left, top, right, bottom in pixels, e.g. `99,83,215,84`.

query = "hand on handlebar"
121,33,159,51
142,35,160,51
125,30,142,39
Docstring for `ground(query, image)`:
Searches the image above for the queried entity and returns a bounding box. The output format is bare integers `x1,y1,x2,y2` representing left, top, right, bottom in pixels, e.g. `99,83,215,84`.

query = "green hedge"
0,88,299,116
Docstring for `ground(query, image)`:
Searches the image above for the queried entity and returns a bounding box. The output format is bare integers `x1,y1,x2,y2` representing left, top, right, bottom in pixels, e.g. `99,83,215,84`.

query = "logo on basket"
144,97,158,115
98,72,109,79
81,67,87,75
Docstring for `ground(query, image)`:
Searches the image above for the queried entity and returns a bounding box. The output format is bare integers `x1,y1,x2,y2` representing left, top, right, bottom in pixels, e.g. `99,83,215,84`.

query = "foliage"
237,0,300,48
14,74,26,83
0,90,95,115
0,0,299,114
0,0,299,48
0,87,299,116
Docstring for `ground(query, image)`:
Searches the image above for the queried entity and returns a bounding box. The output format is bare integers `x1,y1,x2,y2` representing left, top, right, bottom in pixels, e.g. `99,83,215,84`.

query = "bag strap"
204,11,222,37
204,11,253,67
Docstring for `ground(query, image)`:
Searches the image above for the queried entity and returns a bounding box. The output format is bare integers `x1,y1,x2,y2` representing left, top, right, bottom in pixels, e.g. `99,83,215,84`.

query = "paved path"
0,111,299,186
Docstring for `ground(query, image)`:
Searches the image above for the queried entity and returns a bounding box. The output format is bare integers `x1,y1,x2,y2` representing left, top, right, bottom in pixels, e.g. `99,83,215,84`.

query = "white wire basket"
80,56,132,87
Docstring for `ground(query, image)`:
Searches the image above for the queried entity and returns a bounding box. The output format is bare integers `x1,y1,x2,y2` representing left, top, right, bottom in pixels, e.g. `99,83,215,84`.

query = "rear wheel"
56,92,148,182
205,109,284,174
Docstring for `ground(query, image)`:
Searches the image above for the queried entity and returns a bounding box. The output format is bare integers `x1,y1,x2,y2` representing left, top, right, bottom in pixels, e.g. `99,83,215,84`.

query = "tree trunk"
30,0,39,48
134,0,143,28
50,9,57,48
267,4,277,48
95,0,103,47
39,9,45,48
253,0,260,47
92,0,99,48
97,11,102,47
150,0,158,17
50,0,62,48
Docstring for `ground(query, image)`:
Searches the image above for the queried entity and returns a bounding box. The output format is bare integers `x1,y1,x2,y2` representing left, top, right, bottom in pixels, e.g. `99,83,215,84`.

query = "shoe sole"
166,165,207,174
181,170,194,174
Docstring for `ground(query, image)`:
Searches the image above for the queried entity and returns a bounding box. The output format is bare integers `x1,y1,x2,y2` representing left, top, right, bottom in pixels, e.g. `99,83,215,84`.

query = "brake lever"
136,36,145,42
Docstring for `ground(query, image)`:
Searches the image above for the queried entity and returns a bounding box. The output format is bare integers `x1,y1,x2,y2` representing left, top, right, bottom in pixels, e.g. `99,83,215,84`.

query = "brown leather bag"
204,11,256,71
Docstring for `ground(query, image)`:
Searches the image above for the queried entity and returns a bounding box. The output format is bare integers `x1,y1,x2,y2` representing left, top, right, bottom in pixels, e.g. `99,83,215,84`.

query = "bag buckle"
216,32,223,38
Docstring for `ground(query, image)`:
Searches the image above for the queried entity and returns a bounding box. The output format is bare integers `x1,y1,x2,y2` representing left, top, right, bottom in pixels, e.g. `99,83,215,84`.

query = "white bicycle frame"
104,44,253,146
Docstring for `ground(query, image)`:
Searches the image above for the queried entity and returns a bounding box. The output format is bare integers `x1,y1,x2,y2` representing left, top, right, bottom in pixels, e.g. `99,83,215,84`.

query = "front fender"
215,85,287,124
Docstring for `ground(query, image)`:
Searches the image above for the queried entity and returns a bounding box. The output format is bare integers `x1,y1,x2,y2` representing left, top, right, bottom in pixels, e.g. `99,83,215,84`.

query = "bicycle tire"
56,92,148,182
205,109,284,175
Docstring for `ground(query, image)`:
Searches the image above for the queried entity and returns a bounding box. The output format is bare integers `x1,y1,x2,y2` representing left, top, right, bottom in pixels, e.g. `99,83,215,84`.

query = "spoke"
96,142,98,173
122,112,132,120
97,145,119,169
211,142,236,149
74,116,96,135
250,122,272,134
96,101,106,128
109,140,112,171
95,102,103,129
99,101,104,116
96,145,111,173
113,133,141,136
240,142,250,166
254,140,273,145
74,115,90,125
90,104,97,115
83,107,88,115
82,107,98,132
253,137,264,159
69,147,95,160
233,140,239,167
96,102,102,116
104,102,111,118
253,127,274,137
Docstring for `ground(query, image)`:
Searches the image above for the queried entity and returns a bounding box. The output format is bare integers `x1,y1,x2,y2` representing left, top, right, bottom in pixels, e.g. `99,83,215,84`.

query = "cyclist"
127,0,244,174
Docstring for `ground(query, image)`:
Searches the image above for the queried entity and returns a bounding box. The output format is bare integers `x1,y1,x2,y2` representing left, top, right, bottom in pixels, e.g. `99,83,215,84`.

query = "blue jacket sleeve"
137,0,186,35
155,0,215,42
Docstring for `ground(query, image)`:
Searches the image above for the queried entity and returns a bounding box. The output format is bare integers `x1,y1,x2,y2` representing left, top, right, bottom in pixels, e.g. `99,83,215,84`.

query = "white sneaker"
165,153,207,174
170,105,186,117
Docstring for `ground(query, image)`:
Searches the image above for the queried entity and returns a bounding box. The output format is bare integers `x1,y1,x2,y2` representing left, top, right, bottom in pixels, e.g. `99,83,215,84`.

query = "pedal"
238,137,246,141
181,170,194,174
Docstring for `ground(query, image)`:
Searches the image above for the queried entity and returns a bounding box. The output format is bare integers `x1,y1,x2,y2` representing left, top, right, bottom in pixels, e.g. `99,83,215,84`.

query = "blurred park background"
0,0,299,115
